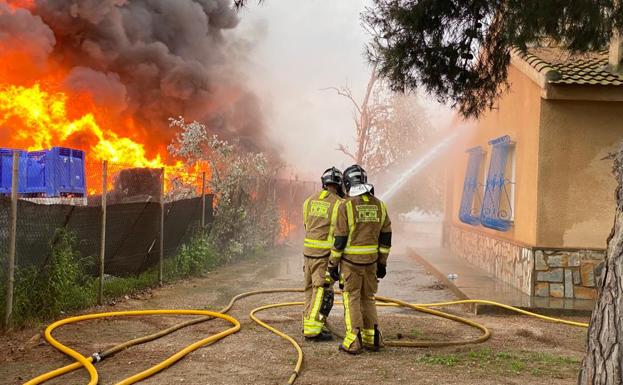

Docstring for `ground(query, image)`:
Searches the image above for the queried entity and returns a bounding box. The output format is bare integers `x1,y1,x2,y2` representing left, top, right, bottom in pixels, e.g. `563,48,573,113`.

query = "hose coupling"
91,352,103,363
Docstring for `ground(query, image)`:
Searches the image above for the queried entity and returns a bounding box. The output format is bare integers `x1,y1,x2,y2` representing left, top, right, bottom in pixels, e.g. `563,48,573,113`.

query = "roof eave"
510,48,561,90
510,48,623,101
543,84,623,102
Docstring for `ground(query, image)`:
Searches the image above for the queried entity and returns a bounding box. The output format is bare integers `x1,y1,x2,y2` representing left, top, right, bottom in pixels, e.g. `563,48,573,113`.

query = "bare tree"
324,65,378,164
365,92,429,173
326,68,440,213
325,66,431,171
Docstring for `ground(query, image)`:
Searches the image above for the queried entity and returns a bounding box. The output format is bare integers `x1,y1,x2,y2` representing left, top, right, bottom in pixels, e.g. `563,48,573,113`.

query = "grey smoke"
0,3,55,66
3,0,271,154
64,67,128,114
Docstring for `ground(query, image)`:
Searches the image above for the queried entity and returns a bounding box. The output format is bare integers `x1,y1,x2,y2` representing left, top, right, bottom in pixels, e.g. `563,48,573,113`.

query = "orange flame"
278,208,296,243
0,2,209,196
4,0,33,10
0,83,166,167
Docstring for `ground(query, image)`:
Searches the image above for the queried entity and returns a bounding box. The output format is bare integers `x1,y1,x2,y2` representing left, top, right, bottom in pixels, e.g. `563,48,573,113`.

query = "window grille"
480,135,514,231
459,146,485,226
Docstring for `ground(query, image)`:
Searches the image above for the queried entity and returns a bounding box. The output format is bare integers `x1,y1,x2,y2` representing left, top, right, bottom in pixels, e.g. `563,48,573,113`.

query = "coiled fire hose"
23,309,240,385
23,289,296,385
24,288,589,385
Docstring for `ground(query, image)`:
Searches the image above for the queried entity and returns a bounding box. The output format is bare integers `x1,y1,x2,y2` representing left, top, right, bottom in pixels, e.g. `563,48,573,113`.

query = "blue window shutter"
459,146,484,226
480,135,512,231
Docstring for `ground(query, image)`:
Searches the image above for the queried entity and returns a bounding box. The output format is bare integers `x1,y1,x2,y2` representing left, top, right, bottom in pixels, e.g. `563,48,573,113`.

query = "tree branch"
233,0,263,9
321,86,362,114
336,144,357,162
356,64,379,163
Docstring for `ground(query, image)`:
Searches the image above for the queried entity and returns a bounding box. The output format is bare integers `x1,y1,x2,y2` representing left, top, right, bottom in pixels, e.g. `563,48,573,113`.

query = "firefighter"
327,164,392,354
302,167,345,340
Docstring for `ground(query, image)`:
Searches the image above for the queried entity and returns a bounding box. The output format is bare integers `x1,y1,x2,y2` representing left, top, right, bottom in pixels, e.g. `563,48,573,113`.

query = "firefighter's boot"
339,329,363,355
306,325,333,341
362,325,384,351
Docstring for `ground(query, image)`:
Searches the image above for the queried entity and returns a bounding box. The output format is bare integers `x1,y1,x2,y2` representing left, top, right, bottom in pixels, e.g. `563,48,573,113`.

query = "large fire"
0,83,166,168
0,0,274,198
0,2,197,195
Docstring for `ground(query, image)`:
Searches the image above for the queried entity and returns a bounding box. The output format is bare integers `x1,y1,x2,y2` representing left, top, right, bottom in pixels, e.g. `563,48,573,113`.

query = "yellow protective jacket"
302,189,344,258
331,193,392,265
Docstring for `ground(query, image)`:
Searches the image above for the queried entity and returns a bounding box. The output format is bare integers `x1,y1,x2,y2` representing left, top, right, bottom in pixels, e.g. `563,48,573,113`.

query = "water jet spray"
379,131,460,202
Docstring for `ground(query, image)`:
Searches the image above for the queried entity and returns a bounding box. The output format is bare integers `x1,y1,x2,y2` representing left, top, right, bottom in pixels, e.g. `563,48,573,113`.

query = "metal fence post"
159,167,165,285
97,160,108,306
287,179,294,237
201,171,206,229
4,151,19,329
272,178,277,247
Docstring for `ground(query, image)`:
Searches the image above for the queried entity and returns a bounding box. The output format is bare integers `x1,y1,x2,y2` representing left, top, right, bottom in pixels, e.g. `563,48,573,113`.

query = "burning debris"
0,0,270,167
109,167,162,203
277,207,295,244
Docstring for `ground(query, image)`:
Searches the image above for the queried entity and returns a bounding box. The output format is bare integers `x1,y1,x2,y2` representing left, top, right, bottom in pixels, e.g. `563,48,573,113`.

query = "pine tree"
364,2,623,383
364,0,623,118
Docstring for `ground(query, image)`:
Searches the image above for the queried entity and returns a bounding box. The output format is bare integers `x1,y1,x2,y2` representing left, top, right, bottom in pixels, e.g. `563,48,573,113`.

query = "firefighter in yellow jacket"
302,167,345,340
327,164,392,354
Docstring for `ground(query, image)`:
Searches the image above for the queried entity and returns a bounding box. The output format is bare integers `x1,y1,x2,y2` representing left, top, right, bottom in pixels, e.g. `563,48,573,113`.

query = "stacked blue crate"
25,147,86,197
0,149,27,194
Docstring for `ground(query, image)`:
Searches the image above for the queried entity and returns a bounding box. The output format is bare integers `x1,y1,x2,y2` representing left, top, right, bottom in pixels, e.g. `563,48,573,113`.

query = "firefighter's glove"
327,264,340,282
323,273,332,287
376,263,387,279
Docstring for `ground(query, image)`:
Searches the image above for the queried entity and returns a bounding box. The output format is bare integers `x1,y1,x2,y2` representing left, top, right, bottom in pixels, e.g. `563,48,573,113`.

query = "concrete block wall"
533,250,604,300
448,224,605,299
448,225,534,294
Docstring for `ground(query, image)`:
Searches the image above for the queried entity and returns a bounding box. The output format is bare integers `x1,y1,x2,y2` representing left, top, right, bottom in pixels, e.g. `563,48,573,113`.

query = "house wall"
533,248,604,300
444,66,617,298
537,99,623,248
447,65,543,245
443,66,543,294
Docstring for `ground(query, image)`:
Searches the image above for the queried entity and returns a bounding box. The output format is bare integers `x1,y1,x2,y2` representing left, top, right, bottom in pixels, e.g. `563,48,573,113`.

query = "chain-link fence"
0,153,316,327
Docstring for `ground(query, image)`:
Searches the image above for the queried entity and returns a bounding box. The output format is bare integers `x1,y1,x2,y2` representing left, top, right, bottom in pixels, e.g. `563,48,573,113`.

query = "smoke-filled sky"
0,0,451,174
0,0,272,159
235,0,452,179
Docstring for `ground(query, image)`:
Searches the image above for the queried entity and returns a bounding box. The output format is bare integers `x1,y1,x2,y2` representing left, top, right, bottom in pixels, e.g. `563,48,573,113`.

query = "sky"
234,1,452,179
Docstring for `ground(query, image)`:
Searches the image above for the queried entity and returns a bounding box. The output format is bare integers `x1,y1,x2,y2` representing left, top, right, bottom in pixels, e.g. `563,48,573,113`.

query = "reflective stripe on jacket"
302,190,343,257
333,193,392,264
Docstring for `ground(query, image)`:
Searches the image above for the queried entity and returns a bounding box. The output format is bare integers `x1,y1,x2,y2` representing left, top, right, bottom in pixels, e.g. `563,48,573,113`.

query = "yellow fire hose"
249,297,491,384
23,288,589,385
413,299,589,328
249,301,306,385
23,289,304,384
249,295,588,384
23,309,240,385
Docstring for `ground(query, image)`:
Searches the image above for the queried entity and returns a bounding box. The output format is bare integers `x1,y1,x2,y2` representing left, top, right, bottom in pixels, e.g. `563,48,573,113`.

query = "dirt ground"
0,238,589,385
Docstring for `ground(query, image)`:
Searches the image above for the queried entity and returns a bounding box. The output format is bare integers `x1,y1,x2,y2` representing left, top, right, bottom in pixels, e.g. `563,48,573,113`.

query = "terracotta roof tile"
512,47,623,86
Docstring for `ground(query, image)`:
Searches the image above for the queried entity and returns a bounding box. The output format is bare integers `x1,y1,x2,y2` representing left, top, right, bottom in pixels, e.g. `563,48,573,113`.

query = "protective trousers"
303,256,329,337
340,261,378,348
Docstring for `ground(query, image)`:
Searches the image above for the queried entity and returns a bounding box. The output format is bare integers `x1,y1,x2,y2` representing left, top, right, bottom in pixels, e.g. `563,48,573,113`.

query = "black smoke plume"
1,0,271,154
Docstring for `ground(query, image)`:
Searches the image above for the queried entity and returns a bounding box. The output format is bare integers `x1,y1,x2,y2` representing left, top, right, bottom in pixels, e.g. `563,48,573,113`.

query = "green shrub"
168,119,281,262
103,269,158,299
1,229,96,325
167,230,220,279
0,223,272,328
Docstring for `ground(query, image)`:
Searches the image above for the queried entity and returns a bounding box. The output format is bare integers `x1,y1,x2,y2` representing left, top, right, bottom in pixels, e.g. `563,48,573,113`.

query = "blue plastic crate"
0,149,27,194
25,147,86,197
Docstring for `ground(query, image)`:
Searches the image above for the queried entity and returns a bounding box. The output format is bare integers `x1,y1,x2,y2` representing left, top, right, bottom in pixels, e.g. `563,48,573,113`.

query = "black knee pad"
319,288,334,319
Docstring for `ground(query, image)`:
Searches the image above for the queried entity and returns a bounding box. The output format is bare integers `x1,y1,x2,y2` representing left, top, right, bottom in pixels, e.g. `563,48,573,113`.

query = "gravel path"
0,229,589,385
